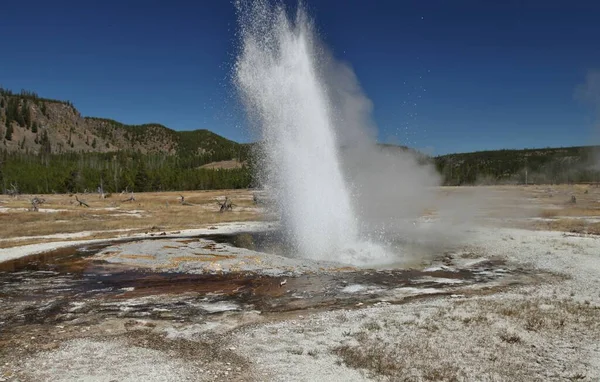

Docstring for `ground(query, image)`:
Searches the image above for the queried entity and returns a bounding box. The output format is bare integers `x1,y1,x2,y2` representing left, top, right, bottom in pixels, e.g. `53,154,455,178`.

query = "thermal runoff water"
235,0,390,264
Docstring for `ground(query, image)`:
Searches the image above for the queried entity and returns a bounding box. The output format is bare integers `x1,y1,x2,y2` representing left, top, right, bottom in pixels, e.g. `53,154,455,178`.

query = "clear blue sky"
1,0,599,155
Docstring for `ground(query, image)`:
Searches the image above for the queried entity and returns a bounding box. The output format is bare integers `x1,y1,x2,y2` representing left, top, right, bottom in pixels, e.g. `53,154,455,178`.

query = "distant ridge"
2,87,598,187
435,146,600,185
0,87,245,162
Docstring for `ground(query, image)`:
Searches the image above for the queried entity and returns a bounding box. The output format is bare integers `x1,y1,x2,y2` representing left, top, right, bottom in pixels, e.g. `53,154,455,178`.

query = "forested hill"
2,88,599,192
434,146,600,185
0,88,253,193
0,87,247,163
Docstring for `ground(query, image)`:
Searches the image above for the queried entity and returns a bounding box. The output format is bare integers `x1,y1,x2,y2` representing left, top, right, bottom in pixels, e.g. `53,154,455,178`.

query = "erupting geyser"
235,0,390,264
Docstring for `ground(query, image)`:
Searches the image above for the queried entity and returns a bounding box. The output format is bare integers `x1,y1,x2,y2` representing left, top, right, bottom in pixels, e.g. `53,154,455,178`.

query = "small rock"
39,342,59,351
374,301,390,306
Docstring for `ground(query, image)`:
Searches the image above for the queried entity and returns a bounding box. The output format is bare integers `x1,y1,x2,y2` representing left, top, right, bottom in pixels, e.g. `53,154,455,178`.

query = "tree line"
0,150,253,194
3,145,600,194
1,87,60,142
0,87,74,109
434,146,600,185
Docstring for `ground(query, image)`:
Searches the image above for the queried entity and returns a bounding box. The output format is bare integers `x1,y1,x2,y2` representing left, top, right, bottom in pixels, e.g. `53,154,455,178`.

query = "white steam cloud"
235,0,469,264
317,35,442,239
576,70,600,111
576,70,600,167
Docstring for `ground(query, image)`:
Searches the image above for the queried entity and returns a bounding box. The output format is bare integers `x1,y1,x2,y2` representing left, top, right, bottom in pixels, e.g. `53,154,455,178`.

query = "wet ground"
2,224,584,381
0,232,535,334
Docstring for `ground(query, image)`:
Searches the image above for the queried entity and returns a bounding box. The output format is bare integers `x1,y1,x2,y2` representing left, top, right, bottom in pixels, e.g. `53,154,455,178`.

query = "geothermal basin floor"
0,221,599,381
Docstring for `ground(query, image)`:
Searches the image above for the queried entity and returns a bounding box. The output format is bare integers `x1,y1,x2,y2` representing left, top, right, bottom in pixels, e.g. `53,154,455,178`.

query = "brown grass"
335,296,599,380
491,298,599,332
334,334,462,381
118,254,156,260
531,218,600,235
539,207,600,218
539,209,560,218
169,256,207,263
515,185,600,233
3,185,600,249
499,330,522,344
0,190,264,248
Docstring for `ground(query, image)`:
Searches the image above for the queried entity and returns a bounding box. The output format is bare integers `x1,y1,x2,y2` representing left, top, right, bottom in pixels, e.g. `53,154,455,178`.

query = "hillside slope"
0,88,244,161
2,88,599,189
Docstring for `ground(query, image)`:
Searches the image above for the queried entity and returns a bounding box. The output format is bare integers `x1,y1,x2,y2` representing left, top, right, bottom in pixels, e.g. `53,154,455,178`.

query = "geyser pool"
234,0,390,265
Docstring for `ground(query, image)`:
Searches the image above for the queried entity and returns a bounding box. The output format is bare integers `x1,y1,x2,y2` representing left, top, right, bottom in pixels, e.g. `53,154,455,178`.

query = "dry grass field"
2,184,600,251
0,190,263,248
514,184,600,234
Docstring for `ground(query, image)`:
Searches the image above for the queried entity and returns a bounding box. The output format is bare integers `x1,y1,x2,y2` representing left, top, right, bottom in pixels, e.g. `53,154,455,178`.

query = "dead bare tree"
30,197,45,212
179,195,194,206
253,192,267,205
32,197,45,205
218,197,234,212
7,183,19,198
97,180,106,199
122,192,136,203
74,195,90,208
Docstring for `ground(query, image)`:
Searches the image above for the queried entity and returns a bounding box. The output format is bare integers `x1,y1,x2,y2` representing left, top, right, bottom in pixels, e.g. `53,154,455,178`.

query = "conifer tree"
23,103,31,128
5,123,13,141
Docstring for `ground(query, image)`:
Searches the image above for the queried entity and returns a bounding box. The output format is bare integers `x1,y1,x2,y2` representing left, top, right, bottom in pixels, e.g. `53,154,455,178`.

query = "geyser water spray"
234,0,391,264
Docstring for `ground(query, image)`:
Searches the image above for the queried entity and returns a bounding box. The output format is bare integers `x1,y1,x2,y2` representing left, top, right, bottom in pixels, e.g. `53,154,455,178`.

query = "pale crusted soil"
2,185,600,381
